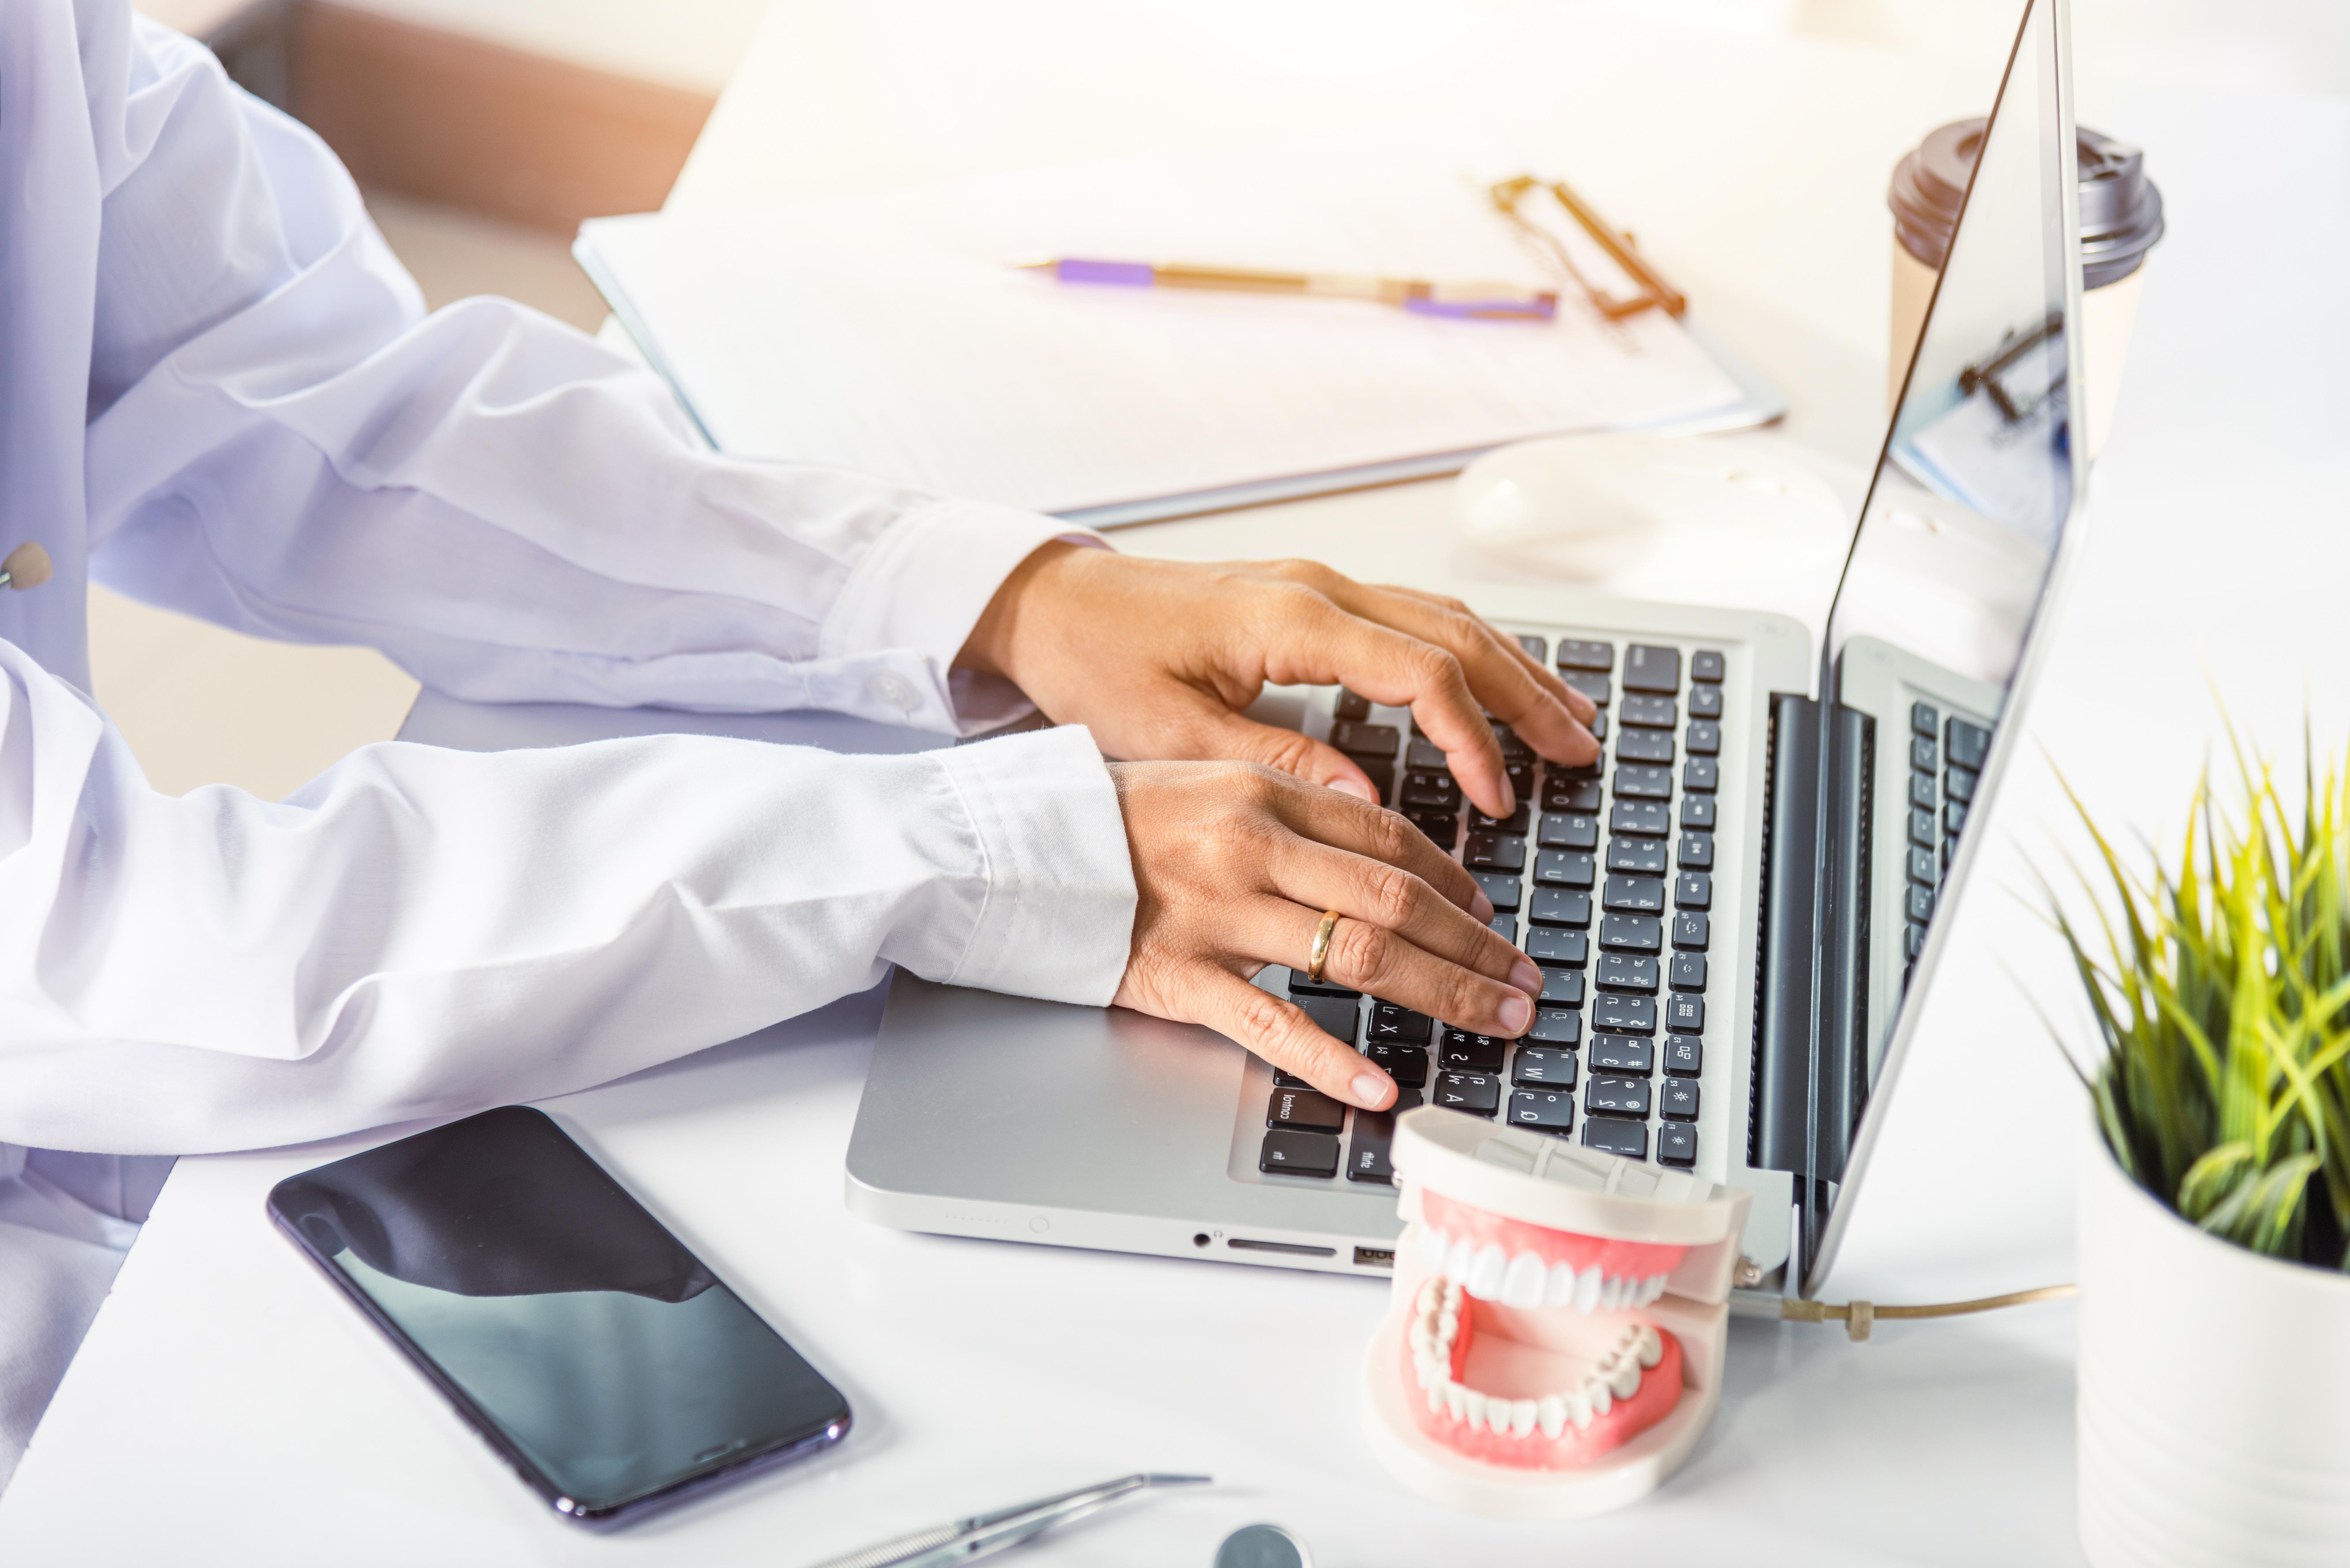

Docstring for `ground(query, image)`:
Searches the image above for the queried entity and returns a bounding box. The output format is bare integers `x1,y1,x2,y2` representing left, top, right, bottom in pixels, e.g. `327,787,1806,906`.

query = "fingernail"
1498,780,1517,815
1330,775,1377,803
1352,1071,1395,1110
1499,994,1532,1034
1510,959,1543,995
1471,888,1495,921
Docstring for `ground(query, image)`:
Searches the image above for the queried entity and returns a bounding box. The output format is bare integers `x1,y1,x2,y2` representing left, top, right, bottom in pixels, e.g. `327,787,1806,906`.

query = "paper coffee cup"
1888,120,2163,457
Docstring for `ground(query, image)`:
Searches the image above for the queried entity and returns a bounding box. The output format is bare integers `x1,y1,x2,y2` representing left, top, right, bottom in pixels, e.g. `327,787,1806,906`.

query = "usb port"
1354,1247,1396,1268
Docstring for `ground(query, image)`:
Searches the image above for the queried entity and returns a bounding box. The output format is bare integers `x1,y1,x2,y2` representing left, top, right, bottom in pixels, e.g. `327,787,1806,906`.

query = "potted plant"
2052,736,2350,1566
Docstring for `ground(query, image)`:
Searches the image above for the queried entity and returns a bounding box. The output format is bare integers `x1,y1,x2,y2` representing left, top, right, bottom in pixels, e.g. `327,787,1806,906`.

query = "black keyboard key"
1945,800,1969,835
1490,914,1519,945
1335,687,1372,723
1469,803,1532,835
1669,953,1706,992
1512,1044,1579,1089
1611,800,1671,837
1331,721,1401,758
1557,640,1615,672
1405,809,1459,843
1293,992,1361,1043
1913,701,1940,737
1405,739,1451,772
1545,776,1603,814
1908,845,1936,885
1368,1004,1433,1045
1538,813,1598,851
1589,1035,1655,1075
1402,776,1461,810
1657,1123,1696,1167
1261,1128,1341,1177
1690,650,1725,682
1527,1007,1582,1045
1907,884,1935,923
1505,758,1536,796
1607,837,1668,874
1433,1070,1501,1117
1603,874,1665,914
1515,634,1548,662
1905,922,1926,960
1620,695,1678,729
1584,1118,1649,1160
1677,832,1713,871
1592,994,1656,1034
1268,1087,1346,1134
1473,872,1521,913
1273,1068,1313,1088
1465,832,1526,873
1615,729,1675,764
1561,670,1612,706
1596,952,1658,992
1587,1075,1653,1119
1287,969,1361,1000
1909,808,1936,848
1507,1090,1576,1134
1675,871,1712,910
1357,758,1396,803
1680,795,1716,832
1535,850,1596,887
1587,710,1609,743
1600,914,1662,952
1490,723,1534,761
1529,888,1592,928
1615,764,1673,800
1526,927,1588,969
1660,1077,1700,1123
1672,912,1709,951
1539,968,1584,1007
1664,993,1704,1033
1686,721,1720,757
1441,1030,1507,1071
1346,1088,1422,1182
1946,717,1991,770
1911,736,1938,772
1946,765,1977,803
1623,645,1681,694
1362,1041,1429,1087
1910,772,1938,810
1682,758,1719,793
1663,1035,1702,1075
1687,682,1723,720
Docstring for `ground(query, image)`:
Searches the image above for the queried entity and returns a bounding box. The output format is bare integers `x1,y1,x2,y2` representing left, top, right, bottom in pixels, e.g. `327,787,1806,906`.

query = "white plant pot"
2077,1136,2350,1566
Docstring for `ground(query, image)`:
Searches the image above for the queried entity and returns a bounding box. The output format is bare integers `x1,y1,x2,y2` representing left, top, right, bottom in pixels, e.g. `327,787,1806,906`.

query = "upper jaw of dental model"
1409,1276,1669,1445
1413,1187,1687,1313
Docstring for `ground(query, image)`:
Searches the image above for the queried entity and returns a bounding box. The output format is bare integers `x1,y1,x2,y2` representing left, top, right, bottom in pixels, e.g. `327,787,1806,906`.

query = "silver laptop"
847,0,2089,1299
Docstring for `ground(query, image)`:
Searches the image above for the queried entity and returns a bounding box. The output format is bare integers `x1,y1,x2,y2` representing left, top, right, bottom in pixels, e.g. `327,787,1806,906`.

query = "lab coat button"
869,672,917,711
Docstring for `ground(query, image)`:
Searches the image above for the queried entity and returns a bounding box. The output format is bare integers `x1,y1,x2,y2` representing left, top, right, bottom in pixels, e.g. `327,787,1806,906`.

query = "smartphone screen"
268,1106,850,1526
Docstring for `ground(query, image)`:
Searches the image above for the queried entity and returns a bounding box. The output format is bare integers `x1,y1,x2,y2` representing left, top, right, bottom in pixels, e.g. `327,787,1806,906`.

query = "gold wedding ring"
1307,909,1343,984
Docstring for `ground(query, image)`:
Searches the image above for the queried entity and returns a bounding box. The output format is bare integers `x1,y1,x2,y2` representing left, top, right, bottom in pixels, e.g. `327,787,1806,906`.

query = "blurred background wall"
100,0,2350,801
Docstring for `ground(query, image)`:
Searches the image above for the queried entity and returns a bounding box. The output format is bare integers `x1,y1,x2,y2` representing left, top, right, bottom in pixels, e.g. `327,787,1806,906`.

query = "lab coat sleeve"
80,17,1088,737
0,639,1138,1157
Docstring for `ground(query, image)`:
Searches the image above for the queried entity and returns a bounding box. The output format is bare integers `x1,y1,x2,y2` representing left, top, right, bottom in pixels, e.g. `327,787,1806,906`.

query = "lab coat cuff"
824,499,1105,737
937,723,1134,1006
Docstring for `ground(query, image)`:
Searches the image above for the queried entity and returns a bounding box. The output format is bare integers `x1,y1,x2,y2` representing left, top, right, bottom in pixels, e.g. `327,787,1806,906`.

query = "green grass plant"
2046,725,2350,1271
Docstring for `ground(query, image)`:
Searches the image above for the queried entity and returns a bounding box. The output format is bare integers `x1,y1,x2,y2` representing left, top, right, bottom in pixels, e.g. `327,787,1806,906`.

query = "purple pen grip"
1402,297,1557,321
1054,259,1156,286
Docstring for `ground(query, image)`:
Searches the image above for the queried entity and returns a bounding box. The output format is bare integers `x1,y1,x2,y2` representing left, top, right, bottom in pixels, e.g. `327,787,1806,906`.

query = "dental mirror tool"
804,1473,1210,1568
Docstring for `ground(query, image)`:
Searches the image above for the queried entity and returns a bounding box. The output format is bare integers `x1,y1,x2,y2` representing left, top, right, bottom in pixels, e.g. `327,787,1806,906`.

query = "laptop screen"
1813,0,2083,1213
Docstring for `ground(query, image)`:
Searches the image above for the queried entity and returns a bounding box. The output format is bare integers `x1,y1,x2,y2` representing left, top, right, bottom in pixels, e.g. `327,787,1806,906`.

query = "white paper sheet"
579,134,1761,521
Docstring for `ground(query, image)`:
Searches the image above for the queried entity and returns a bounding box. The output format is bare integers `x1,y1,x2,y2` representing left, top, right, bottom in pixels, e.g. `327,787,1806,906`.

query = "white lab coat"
0,0,1137,1485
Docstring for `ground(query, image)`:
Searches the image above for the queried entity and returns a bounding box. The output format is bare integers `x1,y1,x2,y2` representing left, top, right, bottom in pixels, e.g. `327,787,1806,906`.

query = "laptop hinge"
1749,695,1874,1275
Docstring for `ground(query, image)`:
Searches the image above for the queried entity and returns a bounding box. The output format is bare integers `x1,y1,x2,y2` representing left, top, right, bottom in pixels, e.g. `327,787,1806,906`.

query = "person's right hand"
1108,759,1543,1112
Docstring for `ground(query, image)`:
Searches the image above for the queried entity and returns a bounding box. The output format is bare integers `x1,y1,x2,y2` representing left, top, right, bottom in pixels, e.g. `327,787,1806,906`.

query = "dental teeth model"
1362,1107,1752,1518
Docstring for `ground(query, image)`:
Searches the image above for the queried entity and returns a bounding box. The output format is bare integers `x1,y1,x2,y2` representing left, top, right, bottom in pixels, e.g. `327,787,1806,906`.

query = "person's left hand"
954,544,1598,818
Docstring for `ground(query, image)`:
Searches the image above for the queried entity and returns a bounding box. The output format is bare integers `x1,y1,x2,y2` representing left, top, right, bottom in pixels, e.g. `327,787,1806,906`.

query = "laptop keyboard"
1255,634,1726,1184
1901,701,1991,988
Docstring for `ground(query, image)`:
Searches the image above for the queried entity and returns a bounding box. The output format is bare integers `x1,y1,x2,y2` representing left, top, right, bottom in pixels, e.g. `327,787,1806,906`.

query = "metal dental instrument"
804,1473,1212,1568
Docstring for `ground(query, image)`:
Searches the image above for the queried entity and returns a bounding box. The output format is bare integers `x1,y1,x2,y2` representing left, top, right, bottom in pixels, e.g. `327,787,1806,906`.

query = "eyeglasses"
1487,174,1687,322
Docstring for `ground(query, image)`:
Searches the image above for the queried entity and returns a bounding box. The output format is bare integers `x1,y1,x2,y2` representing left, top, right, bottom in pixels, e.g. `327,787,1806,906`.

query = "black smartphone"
268,1105,850,1527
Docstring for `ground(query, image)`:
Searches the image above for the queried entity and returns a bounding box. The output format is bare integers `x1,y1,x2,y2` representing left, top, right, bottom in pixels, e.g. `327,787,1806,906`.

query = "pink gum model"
1362,1106,1751,1518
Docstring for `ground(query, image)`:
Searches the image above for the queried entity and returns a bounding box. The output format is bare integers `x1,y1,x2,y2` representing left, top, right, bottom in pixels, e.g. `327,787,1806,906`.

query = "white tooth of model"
1573,1266,1602,1314
1510,1399,1538,1437
1500,1251,1548,1308
1467,1244,1508,1299
1538,1394,1566,1439
1609,1357,1642,1399
1445,1235,1476,1284
1638,1325,1664,1368
1565,1387,1593,1429
1545,1260,1579,1306
1445,1383,1467,1422
1463,1389,1487,1427
1587,1377,1613,1417
1421,1227,1450,1270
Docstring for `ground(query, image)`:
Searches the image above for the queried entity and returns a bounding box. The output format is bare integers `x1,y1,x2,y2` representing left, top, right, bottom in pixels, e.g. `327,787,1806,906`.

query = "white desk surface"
7,3,2348,1562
